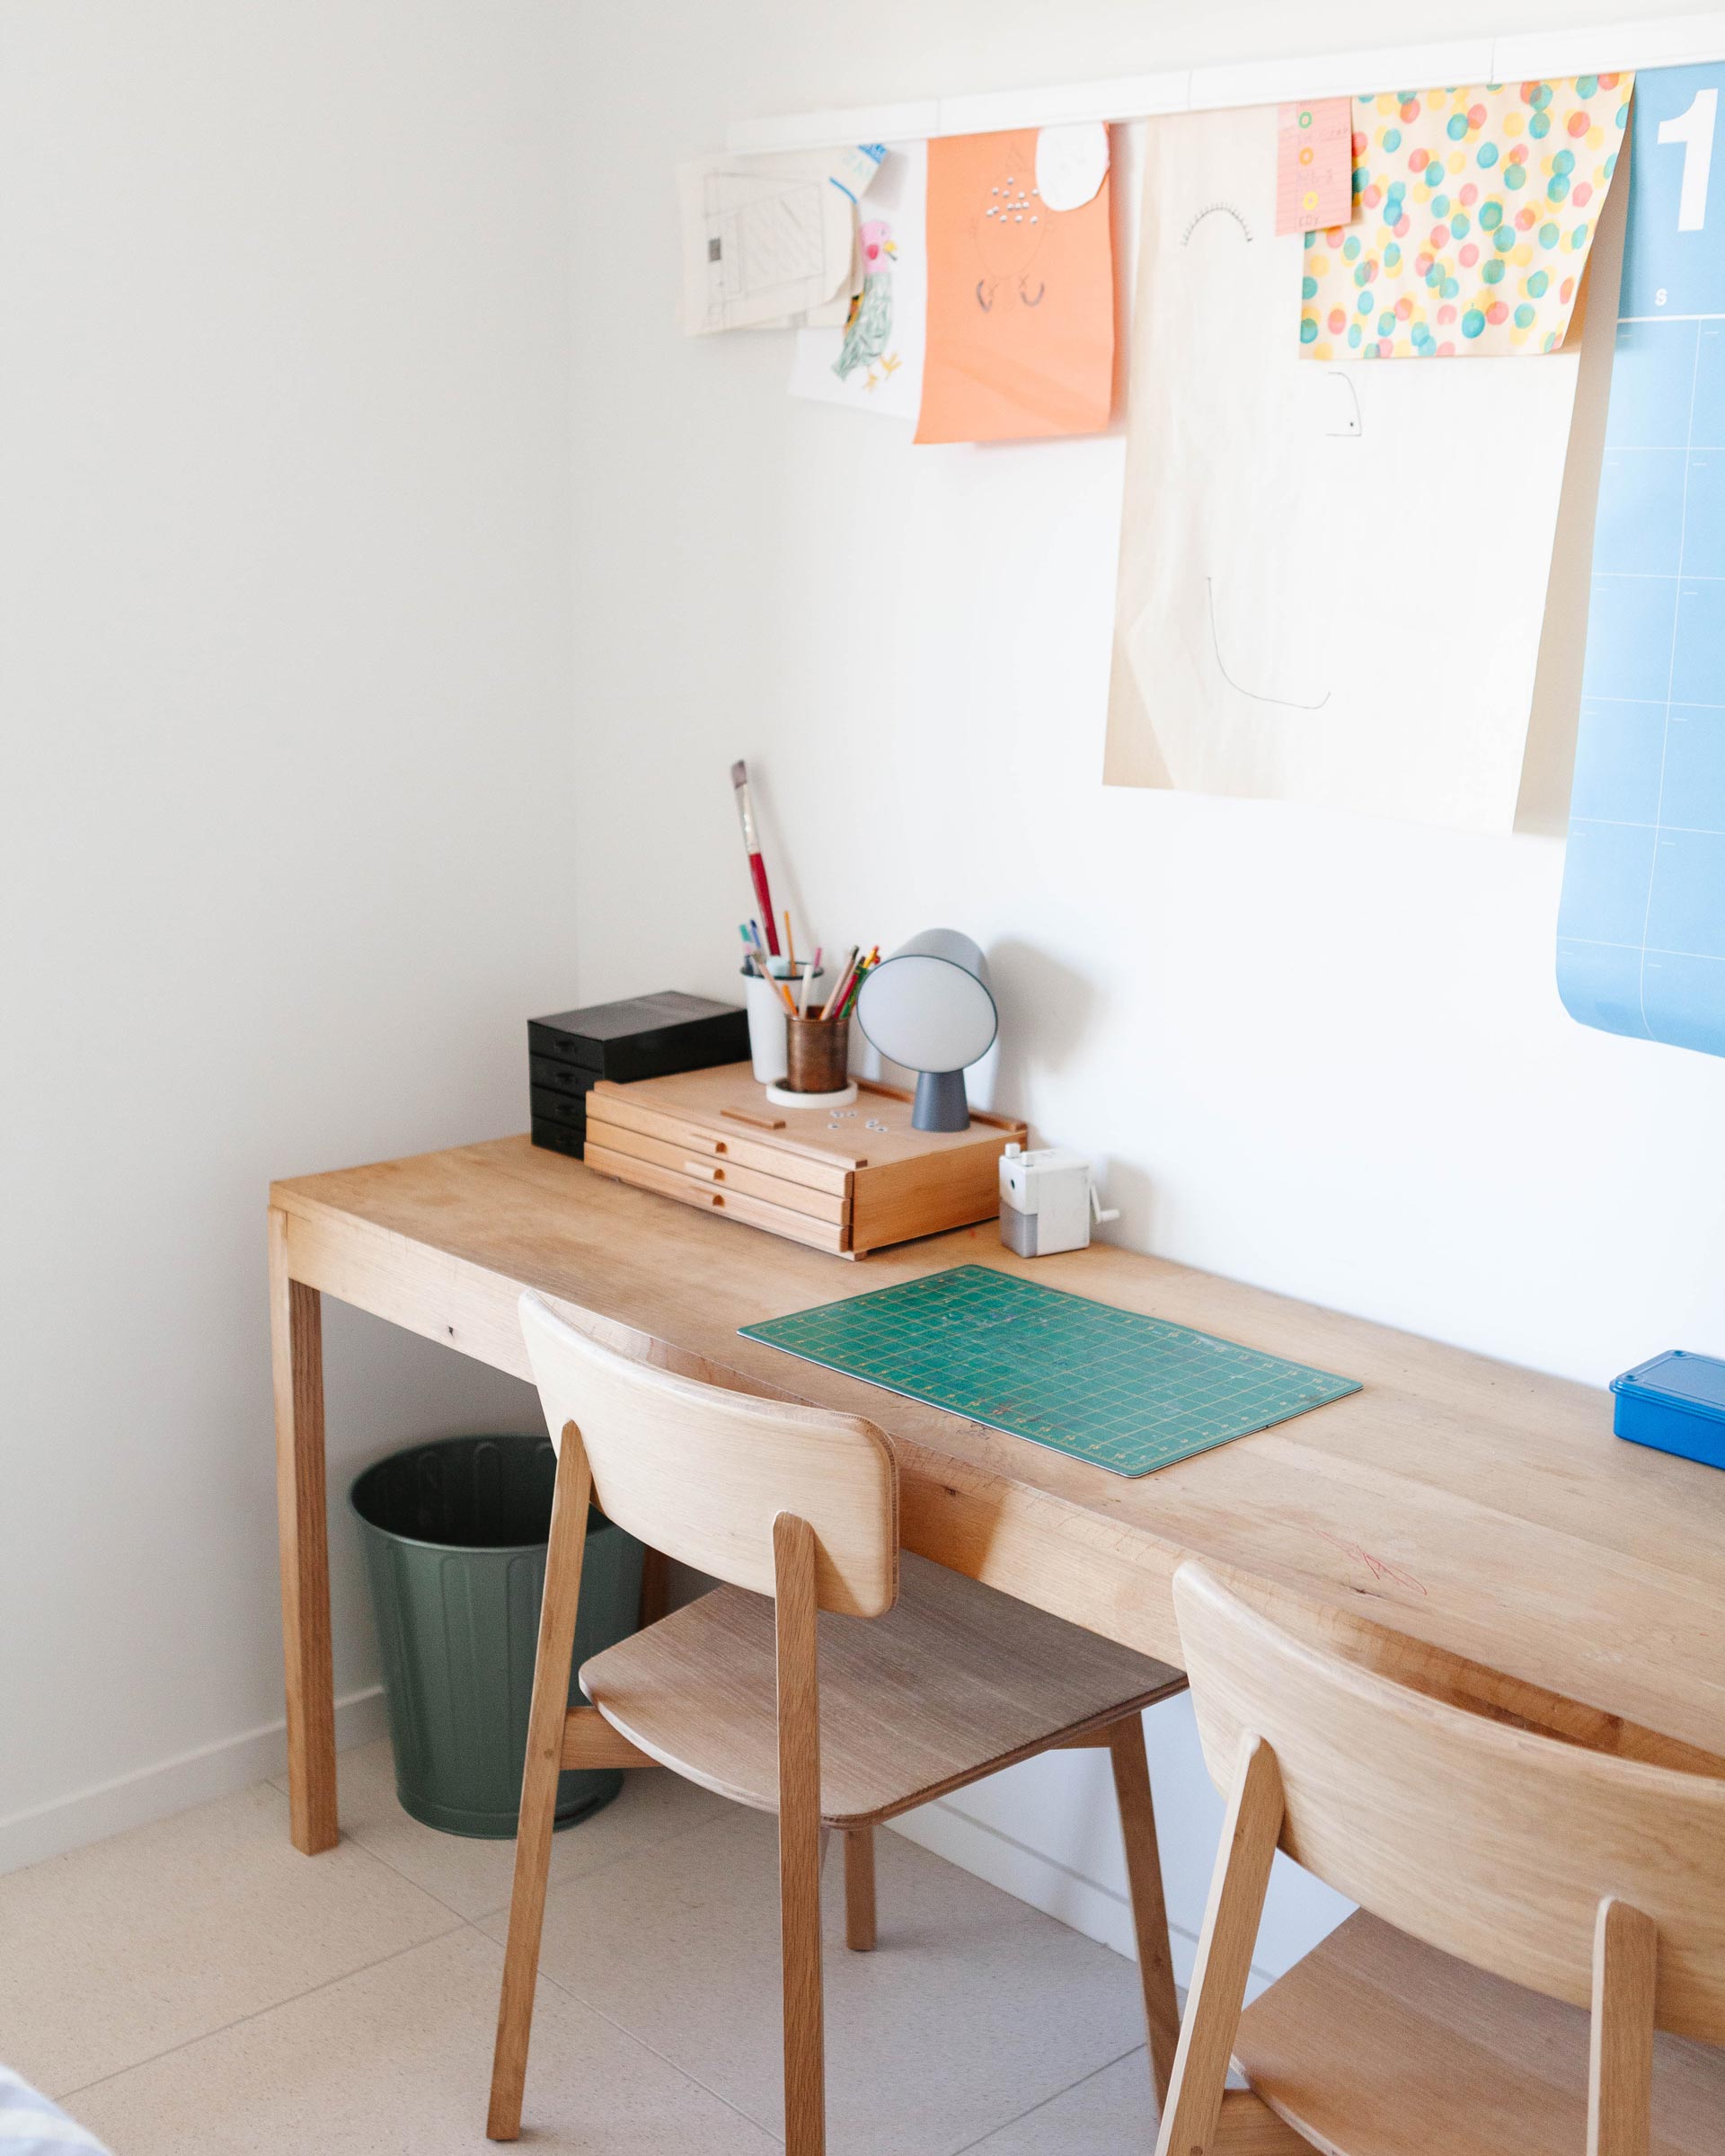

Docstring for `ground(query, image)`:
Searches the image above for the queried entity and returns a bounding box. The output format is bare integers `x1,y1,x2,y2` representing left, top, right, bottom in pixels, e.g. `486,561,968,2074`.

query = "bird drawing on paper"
833,218,897,382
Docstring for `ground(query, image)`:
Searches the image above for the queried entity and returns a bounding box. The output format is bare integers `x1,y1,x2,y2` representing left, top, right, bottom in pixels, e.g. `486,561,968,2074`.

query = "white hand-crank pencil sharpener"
997,1144,1119,1259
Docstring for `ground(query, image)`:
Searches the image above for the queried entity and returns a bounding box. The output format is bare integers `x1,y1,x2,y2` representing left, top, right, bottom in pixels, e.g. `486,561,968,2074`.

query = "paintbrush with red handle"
730,760,780,959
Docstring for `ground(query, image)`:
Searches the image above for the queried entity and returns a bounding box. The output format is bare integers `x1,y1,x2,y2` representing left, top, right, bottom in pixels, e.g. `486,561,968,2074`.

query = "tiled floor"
6,1741,1163,2154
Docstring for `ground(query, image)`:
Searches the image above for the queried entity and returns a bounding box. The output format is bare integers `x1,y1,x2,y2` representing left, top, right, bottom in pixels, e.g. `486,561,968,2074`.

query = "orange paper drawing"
915,129,1115,444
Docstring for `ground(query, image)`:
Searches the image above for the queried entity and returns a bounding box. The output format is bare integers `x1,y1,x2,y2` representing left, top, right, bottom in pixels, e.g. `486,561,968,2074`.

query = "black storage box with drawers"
527,991,750,1161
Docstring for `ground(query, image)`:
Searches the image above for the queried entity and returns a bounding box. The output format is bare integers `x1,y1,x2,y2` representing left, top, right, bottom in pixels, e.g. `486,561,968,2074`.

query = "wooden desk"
269,1136,1725,1854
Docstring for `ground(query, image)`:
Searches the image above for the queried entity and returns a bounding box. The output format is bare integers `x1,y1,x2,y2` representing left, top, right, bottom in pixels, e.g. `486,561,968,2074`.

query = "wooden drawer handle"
685,1161,725,1183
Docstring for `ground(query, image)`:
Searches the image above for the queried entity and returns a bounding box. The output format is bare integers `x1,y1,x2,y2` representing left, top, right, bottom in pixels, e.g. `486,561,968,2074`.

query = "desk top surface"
273,1135,1725,1767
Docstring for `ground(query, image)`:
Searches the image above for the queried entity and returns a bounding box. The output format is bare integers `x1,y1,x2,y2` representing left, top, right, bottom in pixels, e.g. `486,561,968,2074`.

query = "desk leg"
269,1206,339,1854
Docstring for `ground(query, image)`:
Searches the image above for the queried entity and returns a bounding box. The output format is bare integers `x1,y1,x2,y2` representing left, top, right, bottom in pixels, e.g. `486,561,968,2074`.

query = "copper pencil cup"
784,1013,850,1094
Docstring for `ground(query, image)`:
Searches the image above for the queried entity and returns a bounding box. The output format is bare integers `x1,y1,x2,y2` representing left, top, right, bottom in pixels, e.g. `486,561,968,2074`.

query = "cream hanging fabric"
1104,101,1598,831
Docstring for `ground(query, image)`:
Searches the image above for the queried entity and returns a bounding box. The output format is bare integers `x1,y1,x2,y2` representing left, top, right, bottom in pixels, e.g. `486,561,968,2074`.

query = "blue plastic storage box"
1611,1351,1725,1472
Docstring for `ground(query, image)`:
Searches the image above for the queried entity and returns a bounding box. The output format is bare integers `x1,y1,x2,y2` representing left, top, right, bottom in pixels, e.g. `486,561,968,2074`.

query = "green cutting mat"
739,1264,1361,1478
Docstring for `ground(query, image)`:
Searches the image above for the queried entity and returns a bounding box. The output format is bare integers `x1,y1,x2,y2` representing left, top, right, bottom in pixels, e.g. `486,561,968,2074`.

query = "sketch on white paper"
1104,106,1587,832
1035,122,1110,212
677,147,872,337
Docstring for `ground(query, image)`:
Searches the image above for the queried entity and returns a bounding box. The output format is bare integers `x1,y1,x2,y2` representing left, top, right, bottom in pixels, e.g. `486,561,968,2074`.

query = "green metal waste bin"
350,1435,644,1837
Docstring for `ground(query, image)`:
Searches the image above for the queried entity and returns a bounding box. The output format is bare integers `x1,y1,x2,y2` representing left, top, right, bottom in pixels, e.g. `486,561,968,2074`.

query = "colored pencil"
740,923,797,1014
751,924,797,1014
820,946,859,1021
821,949,854,1021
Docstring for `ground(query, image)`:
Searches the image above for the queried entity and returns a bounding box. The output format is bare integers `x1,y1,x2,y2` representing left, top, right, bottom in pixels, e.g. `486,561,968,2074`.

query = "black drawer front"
530,1117,585,1161
530,1087,588,1133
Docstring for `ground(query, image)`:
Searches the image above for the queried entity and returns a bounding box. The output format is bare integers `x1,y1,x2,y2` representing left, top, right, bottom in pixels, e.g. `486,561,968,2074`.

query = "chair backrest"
1172,1562,1725,2043
518,1289,898,1617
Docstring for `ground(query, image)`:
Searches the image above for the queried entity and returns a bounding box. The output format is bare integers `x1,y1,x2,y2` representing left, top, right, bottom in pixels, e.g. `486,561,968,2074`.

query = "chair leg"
1588,1897,1658,2156
1155,1736,1283,2156
637,1544,671,1628
774,1515,827,2156
844,1828,877,1952
488,1426,593,2142
1109,1713,1182,2110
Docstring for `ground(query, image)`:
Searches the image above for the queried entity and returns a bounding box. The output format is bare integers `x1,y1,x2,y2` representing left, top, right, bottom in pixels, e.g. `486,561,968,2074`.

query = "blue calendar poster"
1558,65,1725,1055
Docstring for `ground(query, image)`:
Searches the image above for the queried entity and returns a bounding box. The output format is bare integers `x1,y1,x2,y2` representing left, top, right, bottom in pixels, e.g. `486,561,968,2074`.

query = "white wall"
8,0,1723,2001
0,1,563,1865
566,0,1725,1984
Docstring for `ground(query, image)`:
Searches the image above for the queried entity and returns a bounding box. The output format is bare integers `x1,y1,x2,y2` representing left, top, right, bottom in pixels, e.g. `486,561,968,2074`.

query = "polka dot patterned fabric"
1300,76,1632,359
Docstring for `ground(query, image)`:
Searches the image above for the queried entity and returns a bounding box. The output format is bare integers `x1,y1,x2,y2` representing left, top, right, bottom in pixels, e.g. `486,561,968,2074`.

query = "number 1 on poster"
1659,85,1717,233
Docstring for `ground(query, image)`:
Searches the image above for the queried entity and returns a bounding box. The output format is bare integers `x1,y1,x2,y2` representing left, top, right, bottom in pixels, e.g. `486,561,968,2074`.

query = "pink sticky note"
1276,98,1352,235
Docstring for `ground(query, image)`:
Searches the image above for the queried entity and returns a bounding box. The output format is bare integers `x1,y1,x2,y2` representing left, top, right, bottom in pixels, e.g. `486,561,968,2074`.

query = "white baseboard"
889,1795,1279,2000
4,1687,1288,2012
0,1687,389,1878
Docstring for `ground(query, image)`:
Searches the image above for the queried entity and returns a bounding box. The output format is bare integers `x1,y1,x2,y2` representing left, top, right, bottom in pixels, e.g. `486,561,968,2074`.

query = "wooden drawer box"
584,1062,1026,1257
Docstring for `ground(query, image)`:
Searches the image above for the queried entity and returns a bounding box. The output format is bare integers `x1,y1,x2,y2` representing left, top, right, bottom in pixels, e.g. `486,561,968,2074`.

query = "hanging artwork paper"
677,146,877,337
1558,62,1725,1057
1104,104,1587,831
915,128,1114,444
1276,98,1353,234
1302,77,1632,358
788,144,926,421
1036,122,1110,212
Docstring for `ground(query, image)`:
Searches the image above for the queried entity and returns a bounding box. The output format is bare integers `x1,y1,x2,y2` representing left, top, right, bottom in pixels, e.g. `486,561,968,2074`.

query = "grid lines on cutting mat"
739,1264,1361,1478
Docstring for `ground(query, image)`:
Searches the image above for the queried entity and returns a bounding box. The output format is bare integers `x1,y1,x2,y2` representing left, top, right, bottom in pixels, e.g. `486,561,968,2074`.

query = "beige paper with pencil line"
1103,104,1586,832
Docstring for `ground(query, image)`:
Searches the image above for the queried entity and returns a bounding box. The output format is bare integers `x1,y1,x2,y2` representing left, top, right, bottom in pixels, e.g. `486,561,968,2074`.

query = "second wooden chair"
1156,1561,1725,2156
487,1289,1191,2151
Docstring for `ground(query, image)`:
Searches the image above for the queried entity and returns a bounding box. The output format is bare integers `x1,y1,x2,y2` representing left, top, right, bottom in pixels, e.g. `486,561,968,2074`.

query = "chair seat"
579,1551,1185,1828
1234,1911,1725,2156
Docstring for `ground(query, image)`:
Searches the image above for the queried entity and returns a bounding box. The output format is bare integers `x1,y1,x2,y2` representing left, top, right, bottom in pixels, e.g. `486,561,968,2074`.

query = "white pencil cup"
742,964,823,1083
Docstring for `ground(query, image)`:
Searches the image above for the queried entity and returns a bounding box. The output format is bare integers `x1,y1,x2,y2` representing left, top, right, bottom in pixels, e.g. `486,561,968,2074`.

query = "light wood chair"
1156,1561,1725,2156
487,1289,1190,2150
